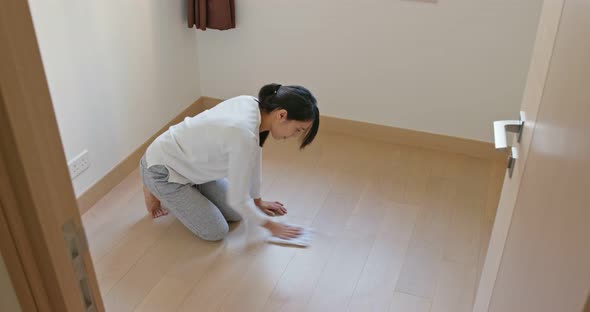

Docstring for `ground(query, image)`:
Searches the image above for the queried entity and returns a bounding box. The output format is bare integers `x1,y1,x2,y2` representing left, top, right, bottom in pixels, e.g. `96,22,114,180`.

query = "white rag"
266,223,314,247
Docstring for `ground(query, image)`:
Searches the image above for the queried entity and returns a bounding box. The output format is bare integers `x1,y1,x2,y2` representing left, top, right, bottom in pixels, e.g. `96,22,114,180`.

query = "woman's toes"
152,207,169,219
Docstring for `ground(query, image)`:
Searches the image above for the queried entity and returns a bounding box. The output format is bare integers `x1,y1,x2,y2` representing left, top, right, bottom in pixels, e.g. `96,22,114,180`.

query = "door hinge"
62,220,96,312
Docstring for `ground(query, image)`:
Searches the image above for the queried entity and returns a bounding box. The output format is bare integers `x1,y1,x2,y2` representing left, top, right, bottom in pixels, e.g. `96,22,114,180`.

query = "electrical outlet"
68,150,90,179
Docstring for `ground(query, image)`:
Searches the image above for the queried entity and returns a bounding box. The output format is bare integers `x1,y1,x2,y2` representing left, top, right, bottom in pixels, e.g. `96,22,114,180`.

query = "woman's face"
270,109,313,141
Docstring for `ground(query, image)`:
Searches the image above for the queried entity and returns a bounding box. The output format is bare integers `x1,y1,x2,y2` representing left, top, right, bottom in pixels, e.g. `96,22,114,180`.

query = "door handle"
507,146,519,178
494,112,525,178
493,111,525,149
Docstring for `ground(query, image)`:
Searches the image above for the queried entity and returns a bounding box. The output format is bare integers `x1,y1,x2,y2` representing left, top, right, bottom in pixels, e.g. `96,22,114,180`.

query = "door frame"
0,0,104,310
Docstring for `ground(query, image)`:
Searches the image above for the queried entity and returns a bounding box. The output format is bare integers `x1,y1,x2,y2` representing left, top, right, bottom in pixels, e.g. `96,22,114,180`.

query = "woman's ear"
277,109,288,121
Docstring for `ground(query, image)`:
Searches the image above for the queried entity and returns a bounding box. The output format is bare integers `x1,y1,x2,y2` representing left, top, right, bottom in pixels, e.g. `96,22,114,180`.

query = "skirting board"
202,96,508,161
76,98,206,214
78,96,507,214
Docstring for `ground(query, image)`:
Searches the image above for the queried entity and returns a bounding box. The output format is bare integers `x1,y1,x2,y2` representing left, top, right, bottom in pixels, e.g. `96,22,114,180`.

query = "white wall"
28,0,201,195
197,0,542,142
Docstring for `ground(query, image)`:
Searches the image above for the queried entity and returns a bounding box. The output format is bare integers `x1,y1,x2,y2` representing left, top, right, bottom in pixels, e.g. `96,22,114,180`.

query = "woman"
140,83,319,241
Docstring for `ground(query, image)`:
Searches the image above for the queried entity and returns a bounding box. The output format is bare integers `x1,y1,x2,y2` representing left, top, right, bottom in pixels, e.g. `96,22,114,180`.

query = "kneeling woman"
140,83,319,241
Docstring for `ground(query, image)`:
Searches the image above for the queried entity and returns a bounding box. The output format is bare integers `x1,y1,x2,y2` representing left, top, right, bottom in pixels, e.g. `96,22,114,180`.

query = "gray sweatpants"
139,156,242,241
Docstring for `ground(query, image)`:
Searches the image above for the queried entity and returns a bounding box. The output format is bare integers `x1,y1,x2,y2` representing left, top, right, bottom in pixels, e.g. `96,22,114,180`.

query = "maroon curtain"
187,0,235,31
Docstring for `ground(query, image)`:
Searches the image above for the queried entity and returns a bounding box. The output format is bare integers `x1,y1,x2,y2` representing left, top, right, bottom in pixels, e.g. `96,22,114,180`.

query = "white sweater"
145,96,269,225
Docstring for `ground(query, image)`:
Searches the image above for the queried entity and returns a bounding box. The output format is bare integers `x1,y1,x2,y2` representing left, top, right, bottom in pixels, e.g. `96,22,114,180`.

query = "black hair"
257,83,320,149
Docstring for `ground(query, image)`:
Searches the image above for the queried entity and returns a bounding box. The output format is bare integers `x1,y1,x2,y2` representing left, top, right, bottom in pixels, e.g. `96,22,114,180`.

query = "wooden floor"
82,132,504,312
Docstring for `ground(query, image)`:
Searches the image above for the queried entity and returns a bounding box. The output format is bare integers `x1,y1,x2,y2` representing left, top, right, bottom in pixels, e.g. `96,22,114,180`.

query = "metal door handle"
493,111,525,149
507,146,519,178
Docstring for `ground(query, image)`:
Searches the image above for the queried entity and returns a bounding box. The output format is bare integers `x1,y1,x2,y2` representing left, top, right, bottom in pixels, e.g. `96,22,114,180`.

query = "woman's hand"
262,221,302,239
254,199,287,216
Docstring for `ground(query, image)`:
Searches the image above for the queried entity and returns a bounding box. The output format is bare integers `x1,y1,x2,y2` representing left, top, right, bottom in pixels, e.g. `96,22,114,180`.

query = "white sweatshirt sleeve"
226,129,269,226
250,146,262,199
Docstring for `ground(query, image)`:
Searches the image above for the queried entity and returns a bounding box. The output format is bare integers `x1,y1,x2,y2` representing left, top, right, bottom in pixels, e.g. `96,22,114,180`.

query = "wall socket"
68,150,90,179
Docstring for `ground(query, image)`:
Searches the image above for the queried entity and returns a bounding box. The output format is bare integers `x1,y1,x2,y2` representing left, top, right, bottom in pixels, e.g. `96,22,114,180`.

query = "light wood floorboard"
83,132,502,312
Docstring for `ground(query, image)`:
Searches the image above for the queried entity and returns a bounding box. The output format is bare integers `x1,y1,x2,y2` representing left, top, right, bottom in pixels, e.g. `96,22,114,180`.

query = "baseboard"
322,116,508,161
76,98,206,214
78,96,507,214
201,96,507,161
201,96,221,110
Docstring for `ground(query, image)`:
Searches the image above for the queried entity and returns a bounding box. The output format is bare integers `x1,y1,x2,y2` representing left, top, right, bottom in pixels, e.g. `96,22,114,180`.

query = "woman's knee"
198,222,229,241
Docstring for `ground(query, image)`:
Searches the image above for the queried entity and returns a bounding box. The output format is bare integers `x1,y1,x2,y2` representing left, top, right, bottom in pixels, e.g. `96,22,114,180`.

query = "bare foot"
143,185,168,218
